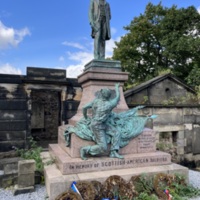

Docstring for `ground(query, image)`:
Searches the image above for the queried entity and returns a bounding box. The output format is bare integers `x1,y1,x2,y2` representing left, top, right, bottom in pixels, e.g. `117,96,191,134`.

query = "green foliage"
16,137,44,172
142,96,149,104
175,183,200,198
165,182,200,200
174,173,186,184
186,65,200,87
133,173,200,200
156,142,172,151
45,159,55,166
113,2,200,87
134,193,158,200
154,173,200,200
134,174,154,195
161,93,198,105
196,86,200,100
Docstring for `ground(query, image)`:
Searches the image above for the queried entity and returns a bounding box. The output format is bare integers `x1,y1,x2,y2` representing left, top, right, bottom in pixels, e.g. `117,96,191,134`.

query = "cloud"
198,6,200,14
0,21,30,49
106,36,121,57
66,64,84,78
62,41,85,50
66,51,93,77
67,51,93,63
59,56,65,62
111,27,117,35
0,63,22,74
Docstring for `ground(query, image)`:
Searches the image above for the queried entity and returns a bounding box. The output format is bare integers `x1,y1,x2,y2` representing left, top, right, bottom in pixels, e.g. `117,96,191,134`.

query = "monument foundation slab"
44,151,188,200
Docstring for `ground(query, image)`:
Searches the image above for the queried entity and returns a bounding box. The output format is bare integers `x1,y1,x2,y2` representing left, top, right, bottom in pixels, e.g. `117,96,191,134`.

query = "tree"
113,3,200,88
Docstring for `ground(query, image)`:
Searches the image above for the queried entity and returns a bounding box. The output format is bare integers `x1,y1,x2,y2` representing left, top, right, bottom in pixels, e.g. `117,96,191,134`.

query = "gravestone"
13,160,35,195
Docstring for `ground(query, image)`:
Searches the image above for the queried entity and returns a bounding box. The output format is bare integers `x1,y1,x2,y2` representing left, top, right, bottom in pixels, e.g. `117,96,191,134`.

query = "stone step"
0,157,22,188
0,157,23,171
49,144,171,175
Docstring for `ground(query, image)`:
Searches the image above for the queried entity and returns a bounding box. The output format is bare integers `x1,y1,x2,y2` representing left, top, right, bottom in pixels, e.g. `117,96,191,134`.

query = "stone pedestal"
45,59,189,200
69,59,129,125
45,126,188,200
44,151,188,200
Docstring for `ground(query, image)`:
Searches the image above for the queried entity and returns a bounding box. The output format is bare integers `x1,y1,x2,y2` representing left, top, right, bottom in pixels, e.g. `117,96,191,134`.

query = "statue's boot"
109,150,124,159
80,146,90,160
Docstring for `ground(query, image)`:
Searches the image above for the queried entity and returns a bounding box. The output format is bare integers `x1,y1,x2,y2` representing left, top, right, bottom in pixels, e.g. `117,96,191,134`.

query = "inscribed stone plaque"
137,130,156,153
60,152,171,174
49,144,171,175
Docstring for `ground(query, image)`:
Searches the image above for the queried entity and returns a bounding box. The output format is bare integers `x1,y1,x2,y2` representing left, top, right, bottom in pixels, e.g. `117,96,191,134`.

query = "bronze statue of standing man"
89,0,111,60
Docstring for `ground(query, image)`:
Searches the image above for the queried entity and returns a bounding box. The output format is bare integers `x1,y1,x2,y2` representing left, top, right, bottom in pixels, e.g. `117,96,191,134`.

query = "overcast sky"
0,0,200,78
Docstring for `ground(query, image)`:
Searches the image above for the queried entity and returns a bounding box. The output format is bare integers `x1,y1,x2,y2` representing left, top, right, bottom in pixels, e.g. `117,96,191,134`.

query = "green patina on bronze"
64,83,157,160
89,0,111,60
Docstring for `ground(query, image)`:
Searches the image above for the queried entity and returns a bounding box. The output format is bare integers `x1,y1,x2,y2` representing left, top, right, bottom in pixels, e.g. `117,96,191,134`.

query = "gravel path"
0,170,200,200
0,184,47,200
189,170,200,200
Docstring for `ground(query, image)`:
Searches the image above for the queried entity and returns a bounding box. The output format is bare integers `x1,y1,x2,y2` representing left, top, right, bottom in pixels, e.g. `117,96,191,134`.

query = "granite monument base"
44,59,189,199
44,126,188,199
43,150,188,200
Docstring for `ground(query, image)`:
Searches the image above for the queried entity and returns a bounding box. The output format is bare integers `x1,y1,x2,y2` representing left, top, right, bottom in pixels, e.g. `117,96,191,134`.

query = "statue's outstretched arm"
117,105,145,118
110,83,120,108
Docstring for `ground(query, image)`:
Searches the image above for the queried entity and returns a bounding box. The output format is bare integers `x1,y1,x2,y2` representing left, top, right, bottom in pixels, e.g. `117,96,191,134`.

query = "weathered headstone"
13,159,35,195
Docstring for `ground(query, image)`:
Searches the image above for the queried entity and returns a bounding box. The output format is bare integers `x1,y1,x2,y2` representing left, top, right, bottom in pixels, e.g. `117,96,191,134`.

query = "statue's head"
101,88,111,99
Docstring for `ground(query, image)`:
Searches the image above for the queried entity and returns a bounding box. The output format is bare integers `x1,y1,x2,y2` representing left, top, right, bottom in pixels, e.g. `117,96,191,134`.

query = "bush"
16,137,44,172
